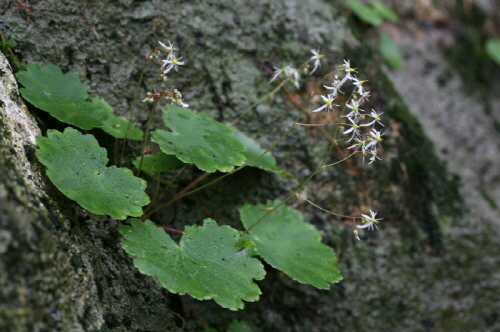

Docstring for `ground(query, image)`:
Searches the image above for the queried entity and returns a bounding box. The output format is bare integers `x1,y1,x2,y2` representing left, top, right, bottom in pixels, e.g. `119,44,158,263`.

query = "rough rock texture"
1,0,500,331
383,19,500,224
0,52,181,332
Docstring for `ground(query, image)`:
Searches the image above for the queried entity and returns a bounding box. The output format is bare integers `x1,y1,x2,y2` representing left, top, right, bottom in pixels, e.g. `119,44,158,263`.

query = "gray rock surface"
384,20,500,223
1,1,500,331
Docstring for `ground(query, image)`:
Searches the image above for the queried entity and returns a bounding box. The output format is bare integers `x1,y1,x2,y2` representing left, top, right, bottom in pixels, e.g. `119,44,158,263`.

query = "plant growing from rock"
15,41,385,319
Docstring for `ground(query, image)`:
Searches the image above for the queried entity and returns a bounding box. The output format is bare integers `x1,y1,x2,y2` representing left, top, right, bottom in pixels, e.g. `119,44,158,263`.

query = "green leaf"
16,63,111,129
239,199,342,289
229,320,253,332
231,127,292,177
36,128,149,219
132,153,185,176
120,219,265,310
347,0,383,26
370,1,399,22
379,32,404,69
151,105,246,173
485,38,500,65
98,99,143,140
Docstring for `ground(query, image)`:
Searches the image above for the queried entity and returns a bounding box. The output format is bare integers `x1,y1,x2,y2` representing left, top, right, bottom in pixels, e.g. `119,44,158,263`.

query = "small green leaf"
379,32,404,69
98,99,143,141
132,153,185,176
151,105,246,173
239,200,342,289
120,219,265,310
36,128,149,219
231,127,292,177
370,1,399,22
89,98,143,140
229,320,253,332
16,63,111,129
485,38,500,65
347,0,383,26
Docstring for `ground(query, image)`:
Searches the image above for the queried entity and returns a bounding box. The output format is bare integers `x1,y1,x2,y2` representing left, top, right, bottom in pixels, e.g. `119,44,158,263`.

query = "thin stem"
242,137,337,235
230,79,289,126
112,138,119,165
321,149,358,168
136,98,160,177
181,296,210,329
281,83,347,159
156,224,184,235
143,174,162,215
295,193,361,219
118,58,150,166
148,172,211,218
242,106,351,235
127,57,151,132
295,122,339,127
332,91,355,143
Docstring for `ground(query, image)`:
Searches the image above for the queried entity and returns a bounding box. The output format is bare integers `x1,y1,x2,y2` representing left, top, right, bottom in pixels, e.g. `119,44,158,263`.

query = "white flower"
345,98,364,118
269,65,287,83
343,116,370,140
309,49,324,75
353,229,361,241
368,148,381,164
340,59,356,84
269,64,300,88
352,76,367,95
285,65,300,88
366,109,384,127
366,129,385,149
158,41,177,53
357,210,382,230
162,55,184,74
312,94,338,113
323,75,343,96
359,90,371,101
348,137,368,153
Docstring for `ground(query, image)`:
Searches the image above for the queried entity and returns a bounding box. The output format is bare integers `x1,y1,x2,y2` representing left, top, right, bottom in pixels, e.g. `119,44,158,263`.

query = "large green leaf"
16,63,111,129
120,218,265,310
231,127,292,177
36,128,149,219
239,199,342,289
151,105,246,173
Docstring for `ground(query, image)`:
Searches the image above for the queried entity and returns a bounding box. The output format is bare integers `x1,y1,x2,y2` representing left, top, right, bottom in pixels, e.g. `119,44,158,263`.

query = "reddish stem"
151,172,211,218
156,225,183,235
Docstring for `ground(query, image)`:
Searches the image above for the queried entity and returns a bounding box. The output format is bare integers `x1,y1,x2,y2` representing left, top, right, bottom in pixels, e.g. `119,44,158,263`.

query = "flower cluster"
270,51,385,240
312,59,385,164
142,41,188,107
